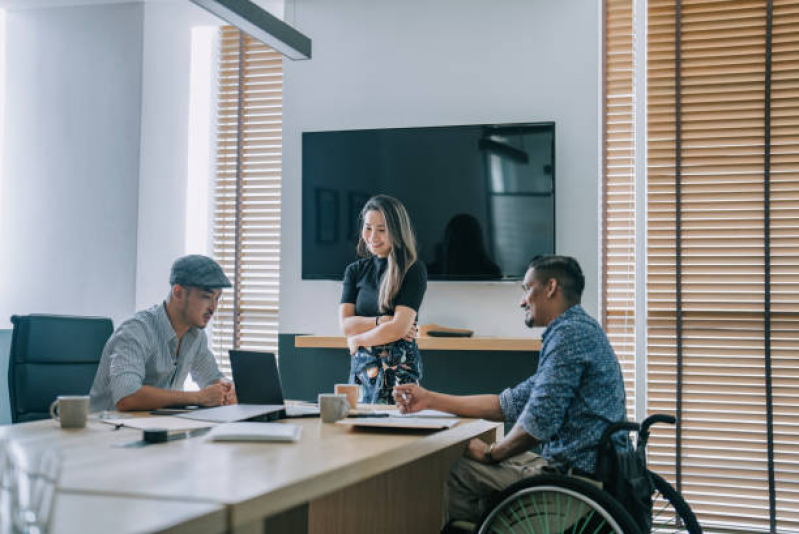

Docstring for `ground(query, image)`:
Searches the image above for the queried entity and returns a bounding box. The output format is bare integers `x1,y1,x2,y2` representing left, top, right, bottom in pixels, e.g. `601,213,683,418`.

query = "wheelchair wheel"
650,471,702,534
477,474,642,534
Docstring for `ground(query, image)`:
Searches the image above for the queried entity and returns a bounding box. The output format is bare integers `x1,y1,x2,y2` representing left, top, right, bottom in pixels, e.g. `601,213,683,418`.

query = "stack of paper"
206,422,302,442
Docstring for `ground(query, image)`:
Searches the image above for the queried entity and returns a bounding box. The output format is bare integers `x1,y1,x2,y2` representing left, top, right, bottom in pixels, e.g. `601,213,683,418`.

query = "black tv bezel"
301,121,556,282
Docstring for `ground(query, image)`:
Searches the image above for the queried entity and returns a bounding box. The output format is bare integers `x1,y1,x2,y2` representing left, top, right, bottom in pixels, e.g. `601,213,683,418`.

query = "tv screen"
302,122,555,281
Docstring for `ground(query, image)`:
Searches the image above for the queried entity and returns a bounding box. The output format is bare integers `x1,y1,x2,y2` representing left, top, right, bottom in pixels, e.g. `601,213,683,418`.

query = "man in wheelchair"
394,255,629,528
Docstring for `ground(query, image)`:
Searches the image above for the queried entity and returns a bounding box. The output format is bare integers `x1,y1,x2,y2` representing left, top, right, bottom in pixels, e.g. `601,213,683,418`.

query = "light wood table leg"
307,438,484,534
239,426,497,534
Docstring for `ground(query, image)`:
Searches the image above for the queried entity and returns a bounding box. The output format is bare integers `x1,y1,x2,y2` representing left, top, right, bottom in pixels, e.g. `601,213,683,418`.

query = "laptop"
228,350,320,418
177,350,319,423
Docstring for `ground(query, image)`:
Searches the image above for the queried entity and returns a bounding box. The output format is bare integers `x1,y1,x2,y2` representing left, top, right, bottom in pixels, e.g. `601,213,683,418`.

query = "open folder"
100,416,215,432
336,417,459,430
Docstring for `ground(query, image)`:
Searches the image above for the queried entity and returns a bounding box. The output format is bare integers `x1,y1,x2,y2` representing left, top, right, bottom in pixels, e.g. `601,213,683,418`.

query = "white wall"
135,0,219,309
135,0,285,308
280,0,600,336
0,0,601,337
0,3,144,328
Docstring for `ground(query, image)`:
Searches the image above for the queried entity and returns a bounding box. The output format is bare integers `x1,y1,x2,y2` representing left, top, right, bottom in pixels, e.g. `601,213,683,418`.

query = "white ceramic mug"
318,393,350,423
49,395,89,429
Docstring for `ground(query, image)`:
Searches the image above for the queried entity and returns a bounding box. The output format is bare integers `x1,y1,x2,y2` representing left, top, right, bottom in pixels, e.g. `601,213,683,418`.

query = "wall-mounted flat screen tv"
302,122,555,281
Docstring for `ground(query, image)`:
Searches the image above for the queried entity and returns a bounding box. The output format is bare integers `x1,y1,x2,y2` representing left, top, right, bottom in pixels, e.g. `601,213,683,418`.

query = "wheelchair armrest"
599,421,640,448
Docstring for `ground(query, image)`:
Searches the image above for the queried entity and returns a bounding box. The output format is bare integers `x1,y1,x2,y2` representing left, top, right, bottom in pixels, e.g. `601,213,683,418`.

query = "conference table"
0,411,500,534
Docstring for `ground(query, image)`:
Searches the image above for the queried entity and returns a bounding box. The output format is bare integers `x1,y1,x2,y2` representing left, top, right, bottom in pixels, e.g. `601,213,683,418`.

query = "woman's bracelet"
375,315,380,326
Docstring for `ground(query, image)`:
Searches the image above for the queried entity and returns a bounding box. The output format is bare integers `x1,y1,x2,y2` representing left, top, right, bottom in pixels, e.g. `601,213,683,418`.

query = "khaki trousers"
444,452,550,525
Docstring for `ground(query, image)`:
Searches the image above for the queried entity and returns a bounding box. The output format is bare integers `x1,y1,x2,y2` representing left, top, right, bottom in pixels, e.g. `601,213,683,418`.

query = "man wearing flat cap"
89,255,237,412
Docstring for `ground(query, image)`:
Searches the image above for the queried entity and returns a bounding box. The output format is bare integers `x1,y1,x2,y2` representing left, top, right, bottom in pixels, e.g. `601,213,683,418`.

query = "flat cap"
169,255,232,289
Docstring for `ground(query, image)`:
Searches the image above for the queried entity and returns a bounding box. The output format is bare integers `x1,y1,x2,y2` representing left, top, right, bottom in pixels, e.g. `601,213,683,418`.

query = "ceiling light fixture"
189,0,311,60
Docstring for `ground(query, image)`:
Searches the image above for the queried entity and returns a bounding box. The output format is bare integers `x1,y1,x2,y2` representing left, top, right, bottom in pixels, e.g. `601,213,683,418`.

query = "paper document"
100,416,216,432
206,422,302,442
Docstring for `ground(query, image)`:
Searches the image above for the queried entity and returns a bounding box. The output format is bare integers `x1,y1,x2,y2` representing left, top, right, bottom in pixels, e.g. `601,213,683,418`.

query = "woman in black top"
340,195,427,404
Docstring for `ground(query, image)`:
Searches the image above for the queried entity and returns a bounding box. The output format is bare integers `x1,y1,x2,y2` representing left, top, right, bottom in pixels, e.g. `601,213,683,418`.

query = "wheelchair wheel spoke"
570,507,588,534
529,491,549,534
563,487,574,534
493,507,514,534
506,497,535,534
516,495,539,534
588,512,607,534
652,496,683,533
477,476,639,534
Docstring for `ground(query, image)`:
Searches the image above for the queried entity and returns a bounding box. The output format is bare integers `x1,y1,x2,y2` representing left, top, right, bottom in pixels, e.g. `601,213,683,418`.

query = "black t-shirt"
340,256,427,318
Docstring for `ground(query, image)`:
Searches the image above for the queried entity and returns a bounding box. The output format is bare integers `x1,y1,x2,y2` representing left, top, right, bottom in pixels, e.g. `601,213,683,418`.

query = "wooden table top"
51,493,226,534
1,413,500,529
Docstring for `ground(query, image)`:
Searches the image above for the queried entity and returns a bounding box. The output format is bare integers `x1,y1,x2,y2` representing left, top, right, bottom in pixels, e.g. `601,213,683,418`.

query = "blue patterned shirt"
498,305,627,473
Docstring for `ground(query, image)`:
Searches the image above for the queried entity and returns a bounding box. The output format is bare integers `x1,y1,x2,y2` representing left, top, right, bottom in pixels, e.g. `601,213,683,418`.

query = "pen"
395,376,409,403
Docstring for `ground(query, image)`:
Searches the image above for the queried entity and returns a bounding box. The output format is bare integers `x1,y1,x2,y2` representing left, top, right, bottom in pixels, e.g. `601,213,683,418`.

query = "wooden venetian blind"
211,27,283,375
647,1,799,532
603,0,638,420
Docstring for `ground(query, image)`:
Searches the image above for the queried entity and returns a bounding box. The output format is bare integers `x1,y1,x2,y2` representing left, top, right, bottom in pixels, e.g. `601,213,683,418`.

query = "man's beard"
182,302,210,330
524,311,535,328
196,314,211,329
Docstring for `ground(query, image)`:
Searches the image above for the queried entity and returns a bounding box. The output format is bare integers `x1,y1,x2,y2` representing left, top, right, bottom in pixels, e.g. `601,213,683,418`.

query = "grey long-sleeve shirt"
89,303,224,412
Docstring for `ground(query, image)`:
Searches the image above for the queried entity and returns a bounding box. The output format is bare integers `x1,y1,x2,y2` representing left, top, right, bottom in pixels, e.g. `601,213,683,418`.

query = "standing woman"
340,195,427,404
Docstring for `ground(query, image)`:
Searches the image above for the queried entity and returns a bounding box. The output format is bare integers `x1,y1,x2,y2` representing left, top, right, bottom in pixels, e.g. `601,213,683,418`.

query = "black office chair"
8,314,113,423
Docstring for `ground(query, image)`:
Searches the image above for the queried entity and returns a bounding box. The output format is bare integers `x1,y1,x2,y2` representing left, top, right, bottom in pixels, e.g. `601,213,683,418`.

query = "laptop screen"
228,350,286,405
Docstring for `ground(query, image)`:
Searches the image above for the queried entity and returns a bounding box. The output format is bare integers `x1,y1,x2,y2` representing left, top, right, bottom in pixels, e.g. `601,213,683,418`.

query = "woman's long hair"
356,195,418,313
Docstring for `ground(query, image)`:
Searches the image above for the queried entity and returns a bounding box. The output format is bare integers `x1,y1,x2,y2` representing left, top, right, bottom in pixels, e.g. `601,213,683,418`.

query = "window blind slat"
642,1,799,532
212,28,283,374
603,0,637,421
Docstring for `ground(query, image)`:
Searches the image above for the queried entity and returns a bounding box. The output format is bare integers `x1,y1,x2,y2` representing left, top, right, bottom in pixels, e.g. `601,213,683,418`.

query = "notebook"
206,422,302,442
101,415,216,432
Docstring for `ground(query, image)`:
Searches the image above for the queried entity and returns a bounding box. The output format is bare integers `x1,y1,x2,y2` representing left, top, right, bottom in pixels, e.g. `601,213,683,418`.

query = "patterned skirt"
348,339,423,405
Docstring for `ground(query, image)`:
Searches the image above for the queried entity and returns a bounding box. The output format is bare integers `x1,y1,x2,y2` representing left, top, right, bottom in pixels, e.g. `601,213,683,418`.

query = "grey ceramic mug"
49,395,90,429
318,393,350,423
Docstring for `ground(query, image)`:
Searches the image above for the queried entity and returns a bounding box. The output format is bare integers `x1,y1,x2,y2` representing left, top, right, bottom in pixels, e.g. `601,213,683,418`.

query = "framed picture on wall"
347,191,371,242
315,188,339,244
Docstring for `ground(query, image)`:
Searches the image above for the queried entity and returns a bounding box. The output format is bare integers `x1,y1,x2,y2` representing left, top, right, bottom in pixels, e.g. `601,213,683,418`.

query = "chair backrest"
594,422,654,534
8,314,113,423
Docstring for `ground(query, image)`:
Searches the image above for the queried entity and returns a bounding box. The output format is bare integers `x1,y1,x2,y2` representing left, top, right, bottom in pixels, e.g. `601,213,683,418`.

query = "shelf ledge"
294,335,541,352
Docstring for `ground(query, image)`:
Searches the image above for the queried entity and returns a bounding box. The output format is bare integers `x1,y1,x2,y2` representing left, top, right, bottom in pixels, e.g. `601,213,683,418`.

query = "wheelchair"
472,414,702,534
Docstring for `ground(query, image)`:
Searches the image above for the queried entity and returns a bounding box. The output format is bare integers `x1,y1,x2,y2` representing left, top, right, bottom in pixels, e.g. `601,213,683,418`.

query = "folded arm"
339,303,381,336
346,305,417,352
